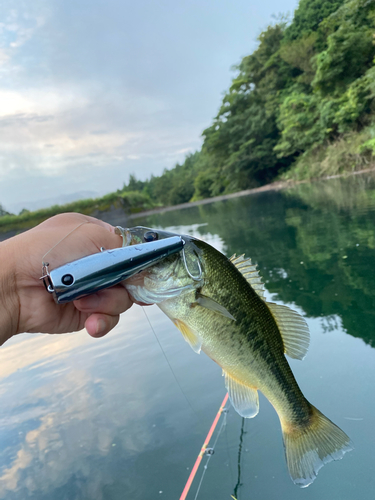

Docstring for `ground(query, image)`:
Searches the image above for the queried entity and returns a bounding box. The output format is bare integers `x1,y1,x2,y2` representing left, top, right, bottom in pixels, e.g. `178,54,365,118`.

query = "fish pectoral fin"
266,302,310,360
195,294,236,321
173,319,202,354
223,370,259,418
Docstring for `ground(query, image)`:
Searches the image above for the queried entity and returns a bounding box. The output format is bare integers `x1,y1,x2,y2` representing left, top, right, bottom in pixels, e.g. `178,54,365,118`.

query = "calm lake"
1,173,375,499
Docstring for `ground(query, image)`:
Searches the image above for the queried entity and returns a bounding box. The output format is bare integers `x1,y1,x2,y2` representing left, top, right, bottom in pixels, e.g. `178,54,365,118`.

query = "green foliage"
193,170,214,200
104,0,375,207
202,23,297,192
125,174,147,193
0,204,12,217
0,191,154,233
333,71,375,131
122,151,202,206
190,152,223,199
18,208,30,216
279,33,318,84
283,0,346,42
275,0,375,164
281,127,374,181
359,123,375,155
198,0,375,193
275,69,375,160
275,92,324,156
313,21,375,94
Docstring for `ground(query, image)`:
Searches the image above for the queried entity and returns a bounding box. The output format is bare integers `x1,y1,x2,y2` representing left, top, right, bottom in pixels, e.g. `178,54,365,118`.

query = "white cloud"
0,0,299,214
0,311,169,498
0,88,86,117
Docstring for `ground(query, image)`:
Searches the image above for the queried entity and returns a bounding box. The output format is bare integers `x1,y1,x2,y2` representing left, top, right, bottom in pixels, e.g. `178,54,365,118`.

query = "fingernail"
96,319,106,336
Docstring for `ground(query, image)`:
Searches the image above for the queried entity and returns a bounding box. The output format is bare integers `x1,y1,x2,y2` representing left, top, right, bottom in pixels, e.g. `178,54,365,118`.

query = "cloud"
0,309,172,498
0,86,203,212
0,0,299,213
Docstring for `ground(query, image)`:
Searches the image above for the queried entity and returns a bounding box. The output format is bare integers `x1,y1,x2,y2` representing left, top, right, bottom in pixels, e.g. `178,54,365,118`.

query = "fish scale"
197,245,300,407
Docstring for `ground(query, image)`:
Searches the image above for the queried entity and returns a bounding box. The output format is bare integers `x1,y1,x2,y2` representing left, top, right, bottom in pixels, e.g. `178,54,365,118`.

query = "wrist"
0,238,20,345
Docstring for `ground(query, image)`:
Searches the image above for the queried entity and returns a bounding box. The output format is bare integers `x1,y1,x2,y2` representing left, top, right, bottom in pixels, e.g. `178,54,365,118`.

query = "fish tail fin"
281,404,353,488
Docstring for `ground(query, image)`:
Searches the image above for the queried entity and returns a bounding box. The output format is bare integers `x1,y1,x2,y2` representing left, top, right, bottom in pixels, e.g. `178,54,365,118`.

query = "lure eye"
144,231,158,242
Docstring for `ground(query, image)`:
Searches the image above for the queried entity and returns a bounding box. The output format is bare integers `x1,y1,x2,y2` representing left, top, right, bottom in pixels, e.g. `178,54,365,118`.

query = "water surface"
1,173,375,499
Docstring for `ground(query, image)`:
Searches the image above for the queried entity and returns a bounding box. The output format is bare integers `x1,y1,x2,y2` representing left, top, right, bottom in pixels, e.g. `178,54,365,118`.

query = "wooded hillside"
122,0,375,204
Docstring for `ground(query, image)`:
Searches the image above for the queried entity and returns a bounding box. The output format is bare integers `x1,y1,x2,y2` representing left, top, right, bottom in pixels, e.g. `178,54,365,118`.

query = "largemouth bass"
118,226,352,487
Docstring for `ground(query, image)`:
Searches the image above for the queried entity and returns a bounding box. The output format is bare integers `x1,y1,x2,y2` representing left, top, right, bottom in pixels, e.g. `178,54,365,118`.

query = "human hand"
0,213,134,345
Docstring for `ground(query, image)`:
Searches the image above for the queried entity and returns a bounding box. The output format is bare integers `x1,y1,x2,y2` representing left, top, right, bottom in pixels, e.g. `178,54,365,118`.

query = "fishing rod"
179,393,229,500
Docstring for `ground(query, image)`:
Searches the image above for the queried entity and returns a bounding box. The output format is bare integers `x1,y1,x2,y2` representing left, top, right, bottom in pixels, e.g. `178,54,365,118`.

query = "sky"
0,0,299,213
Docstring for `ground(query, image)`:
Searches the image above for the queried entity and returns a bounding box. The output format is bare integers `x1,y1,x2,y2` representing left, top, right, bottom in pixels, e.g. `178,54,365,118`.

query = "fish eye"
144,231,158,242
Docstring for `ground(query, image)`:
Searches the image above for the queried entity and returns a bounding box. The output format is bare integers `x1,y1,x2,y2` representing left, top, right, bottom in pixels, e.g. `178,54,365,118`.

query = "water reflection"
139,173,375,347
0,315,187,499
1,173,375,499
232,417,246,500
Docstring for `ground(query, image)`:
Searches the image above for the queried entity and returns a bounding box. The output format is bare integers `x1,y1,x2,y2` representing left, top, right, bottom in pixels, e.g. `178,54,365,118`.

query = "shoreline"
2,166,375,241
128,166,375,220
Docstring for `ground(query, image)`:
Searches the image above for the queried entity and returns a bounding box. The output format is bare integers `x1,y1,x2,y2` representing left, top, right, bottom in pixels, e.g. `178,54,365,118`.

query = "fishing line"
42,221,90,265
141,307,199,420
142,310,231,498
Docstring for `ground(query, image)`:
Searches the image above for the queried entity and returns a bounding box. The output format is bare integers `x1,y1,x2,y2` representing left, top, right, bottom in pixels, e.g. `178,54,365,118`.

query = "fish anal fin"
223,370,259,418
195,294,236,321
281,404,353,487
266,302,310,360
173,319,202,354
230,254,265,298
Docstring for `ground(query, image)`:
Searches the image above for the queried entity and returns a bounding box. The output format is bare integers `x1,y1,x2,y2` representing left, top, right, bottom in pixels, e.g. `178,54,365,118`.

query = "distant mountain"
12,191,100,214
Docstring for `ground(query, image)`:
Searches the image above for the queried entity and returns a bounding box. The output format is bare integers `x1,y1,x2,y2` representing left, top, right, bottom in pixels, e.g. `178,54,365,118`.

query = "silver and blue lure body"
41,230,184,304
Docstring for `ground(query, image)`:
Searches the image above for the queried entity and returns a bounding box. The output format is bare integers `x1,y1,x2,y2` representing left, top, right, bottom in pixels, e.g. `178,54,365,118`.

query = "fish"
117,225,353,487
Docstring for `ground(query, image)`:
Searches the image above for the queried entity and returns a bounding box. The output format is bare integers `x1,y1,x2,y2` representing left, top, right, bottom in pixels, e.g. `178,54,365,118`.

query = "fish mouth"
115,225,203,282
114,226,162,246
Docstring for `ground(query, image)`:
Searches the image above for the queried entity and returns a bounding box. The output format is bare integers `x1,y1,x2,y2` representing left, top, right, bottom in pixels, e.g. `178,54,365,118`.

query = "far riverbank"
128,166,375,220
1,165,375,242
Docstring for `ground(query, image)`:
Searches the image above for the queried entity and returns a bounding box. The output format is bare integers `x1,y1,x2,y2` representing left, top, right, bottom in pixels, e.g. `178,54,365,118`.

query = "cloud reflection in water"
0,308,168,499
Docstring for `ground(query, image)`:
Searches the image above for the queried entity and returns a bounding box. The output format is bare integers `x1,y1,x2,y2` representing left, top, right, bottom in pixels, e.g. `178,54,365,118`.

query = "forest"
120,0,375,206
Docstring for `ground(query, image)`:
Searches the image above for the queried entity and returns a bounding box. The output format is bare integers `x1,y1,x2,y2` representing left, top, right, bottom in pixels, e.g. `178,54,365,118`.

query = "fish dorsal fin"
230,254,265,298
196,293,236,321
266,302,310,360
173,319,202,354
223,369,259,418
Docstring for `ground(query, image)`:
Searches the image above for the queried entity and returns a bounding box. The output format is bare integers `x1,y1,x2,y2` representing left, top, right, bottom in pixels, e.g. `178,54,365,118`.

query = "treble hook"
182,246,202,281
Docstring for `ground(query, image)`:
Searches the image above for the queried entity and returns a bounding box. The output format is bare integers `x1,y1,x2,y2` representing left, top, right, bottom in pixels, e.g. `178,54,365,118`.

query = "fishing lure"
41,228,184,303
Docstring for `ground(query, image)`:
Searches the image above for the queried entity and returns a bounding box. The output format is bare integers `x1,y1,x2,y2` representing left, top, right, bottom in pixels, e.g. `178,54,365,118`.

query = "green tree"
276,0,375,160
283,0,346,42
313,21,375,94
202,23,296,192
119,0,375,205
0,204,11,217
